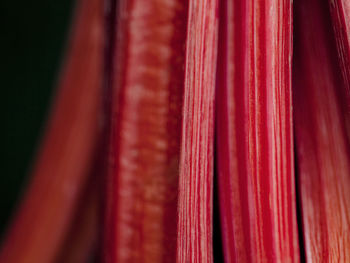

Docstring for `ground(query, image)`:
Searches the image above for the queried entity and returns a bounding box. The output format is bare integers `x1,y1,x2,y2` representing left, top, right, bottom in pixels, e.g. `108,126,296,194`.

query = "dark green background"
1,0,74,237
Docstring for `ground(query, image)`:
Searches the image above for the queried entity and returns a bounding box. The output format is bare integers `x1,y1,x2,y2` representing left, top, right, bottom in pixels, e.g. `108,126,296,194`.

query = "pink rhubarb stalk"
176,0,218,262
55,178,99,263
329,0,350,105
105,0,188,262
216,0,300,262
0,0,104,261
293,0,350,261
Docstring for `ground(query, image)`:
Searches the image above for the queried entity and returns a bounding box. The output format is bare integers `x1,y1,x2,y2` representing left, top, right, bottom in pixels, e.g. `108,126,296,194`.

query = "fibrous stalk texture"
294,0,350,261
216,0,300,262
176,0,218,262
329,0,350,106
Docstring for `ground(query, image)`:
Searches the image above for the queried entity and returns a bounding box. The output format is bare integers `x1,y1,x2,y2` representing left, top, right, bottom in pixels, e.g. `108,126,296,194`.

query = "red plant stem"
293,0,350,261
176,0,218,262
329,0,350,106
105,1,188,262
55,178,99,263
328,0,350,144
216,0,300,262
0,0,104,261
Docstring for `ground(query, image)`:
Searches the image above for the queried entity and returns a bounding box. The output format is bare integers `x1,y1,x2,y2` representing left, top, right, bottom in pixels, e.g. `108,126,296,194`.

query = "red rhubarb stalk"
0,0,104,261
176,0,218,262
55,177,99,263
216,0,300,261
105,0,188,262
293,0,350,261
328,0,350,106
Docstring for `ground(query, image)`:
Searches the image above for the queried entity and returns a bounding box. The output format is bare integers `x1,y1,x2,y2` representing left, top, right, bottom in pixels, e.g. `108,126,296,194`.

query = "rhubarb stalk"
293,0,350,261
328,0,350,105
55,181,99,263
105,0,188,262
176,0,218,262
0,0,104,261
216,0,300,262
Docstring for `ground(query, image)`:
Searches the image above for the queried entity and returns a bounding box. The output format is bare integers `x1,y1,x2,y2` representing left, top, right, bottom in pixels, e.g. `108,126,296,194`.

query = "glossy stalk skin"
105,0,188,262
0,0,104,261
176,0,218,262
293,0,350,261
216,0,300,262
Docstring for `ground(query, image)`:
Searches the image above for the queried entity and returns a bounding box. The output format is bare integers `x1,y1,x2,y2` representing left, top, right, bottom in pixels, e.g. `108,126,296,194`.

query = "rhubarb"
293,0,350,261
55,177,99,263
216,0,300,262
176,0,218,262
328,0,350,105
0,0,104,261
4,0,350,261
104,0,188,262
